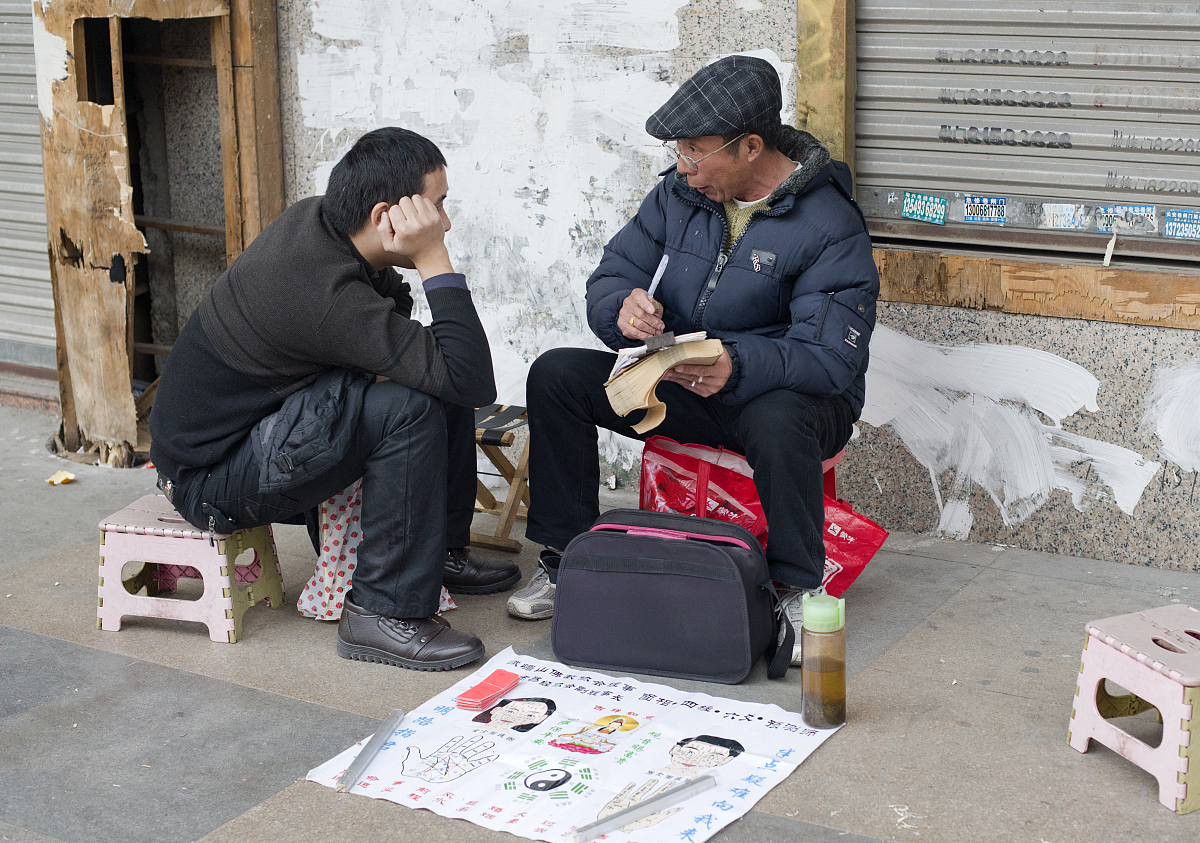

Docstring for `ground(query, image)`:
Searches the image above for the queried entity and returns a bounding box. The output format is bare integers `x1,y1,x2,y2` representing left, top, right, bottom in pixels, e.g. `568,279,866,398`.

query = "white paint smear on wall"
32,14,69,123
1142,358,1200,473
862,326,1159,539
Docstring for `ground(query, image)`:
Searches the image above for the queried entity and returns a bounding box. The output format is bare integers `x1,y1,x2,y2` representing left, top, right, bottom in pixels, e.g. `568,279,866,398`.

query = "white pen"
645,254,669,299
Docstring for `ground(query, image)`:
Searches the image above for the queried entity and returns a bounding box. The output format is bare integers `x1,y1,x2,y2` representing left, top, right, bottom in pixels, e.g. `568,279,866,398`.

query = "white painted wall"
281,0,1200,559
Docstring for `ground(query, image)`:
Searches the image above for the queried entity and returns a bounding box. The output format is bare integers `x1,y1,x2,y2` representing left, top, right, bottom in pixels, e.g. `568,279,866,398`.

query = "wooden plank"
248,0,284,227
72,19,90,103
228,0,285,240
134,215,224,237
134,377,159,420
494,439,532,540
48,247,79,452
36,5,148,455
476,478,498,512
876,248,1200,329
123,0,230,20
795,0,854,170
211,14,244,264
469,532,522,553
475,428,516,447
123,54,214,68
110,17,137,382
233,66,261,243
53,261,138,448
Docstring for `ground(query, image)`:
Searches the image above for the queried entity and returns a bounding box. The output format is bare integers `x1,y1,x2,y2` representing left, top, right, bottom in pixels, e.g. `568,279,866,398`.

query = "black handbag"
550,509,793,684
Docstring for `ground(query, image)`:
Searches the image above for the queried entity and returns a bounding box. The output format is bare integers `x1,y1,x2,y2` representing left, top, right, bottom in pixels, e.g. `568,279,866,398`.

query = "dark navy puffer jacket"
585,126,878,418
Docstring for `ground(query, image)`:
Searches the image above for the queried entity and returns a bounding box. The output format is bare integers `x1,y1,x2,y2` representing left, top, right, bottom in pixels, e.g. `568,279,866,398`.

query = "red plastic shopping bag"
639,435,888,597
639,436,767,547
820,495,888,597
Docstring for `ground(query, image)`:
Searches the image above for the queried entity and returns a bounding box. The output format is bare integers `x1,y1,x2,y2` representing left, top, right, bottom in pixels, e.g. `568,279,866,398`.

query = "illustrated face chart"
308,648,839,843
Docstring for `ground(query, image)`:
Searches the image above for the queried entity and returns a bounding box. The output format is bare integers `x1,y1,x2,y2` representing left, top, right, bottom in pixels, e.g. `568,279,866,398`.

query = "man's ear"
743,134,765,162
368,201,392,231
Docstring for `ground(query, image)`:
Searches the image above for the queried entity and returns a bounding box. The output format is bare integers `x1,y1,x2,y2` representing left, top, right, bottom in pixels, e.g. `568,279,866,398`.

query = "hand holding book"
604,333,726,433
661,345,732,397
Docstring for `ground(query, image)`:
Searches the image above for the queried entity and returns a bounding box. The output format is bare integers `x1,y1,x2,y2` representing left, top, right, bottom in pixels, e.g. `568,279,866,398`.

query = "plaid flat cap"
645,55,782,140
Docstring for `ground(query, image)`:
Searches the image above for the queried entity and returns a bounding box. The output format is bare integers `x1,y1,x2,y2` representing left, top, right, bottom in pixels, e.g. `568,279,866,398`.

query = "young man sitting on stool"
150,127,518,671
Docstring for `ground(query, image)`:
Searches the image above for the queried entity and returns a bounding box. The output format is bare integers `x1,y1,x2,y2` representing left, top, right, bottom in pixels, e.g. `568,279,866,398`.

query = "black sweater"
150,196,496,481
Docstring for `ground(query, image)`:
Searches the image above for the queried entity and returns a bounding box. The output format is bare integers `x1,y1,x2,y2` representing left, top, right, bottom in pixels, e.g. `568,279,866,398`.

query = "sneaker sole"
507,603,554,621
336,638,485,671
443,569,522,595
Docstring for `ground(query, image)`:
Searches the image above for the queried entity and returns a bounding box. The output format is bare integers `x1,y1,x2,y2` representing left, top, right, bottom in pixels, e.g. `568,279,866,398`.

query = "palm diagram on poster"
401,734,499,783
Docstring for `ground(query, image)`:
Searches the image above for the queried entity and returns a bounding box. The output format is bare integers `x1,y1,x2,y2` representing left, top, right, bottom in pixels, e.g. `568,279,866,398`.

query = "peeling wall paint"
860,325,1160,539
295,1,791,371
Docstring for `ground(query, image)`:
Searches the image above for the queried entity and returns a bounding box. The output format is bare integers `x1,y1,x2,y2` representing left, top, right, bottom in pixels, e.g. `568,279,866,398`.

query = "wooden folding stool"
472,404,531,552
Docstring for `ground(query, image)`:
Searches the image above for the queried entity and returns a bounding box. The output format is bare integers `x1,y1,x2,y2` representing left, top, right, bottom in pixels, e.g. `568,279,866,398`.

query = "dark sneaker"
507,549,560,620
336,598,484,671
443,547,521,595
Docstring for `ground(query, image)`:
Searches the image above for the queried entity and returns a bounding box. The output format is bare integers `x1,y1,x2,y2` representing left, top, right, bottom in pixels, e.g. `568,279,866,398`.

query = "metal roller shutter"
856,1,1200,263
0,0,55,367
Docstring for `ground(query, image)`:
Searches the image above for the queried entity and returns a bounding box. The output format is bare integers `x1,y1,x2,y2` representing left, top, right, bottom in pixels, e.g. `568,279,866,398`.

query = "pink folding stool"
97,494,285,643
1068,604,1200,814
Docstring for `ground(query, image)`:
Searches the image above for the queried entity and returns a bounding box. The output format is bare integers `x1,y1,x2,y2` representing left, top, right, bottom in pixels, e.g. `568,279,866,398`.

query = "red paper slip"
455,669,520,710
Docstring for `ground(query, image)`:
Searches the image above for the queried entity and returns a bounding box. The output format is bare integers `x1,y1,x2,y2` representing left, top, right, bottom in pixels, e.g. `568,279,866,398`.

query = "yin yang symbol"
523,768,572,791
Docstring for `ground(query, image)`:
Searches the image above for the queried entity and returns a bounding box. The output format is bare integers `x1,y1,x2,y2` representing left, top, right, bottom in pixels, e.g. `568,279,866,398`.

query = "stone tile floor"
2,400,1198,843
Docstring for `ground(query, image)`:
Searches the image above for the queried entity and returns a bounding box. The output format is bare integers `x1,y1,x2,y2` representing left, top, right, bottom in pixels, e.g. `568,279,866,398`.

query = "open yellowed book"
604,338,725,434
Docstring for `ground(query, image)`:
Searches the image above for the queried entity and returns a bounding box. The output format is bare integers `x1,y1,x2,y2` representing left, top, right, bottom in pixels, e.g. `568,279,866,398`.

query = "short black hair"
675,735,745,757
471,697,557,733
323,127,447,237
721,120,782,156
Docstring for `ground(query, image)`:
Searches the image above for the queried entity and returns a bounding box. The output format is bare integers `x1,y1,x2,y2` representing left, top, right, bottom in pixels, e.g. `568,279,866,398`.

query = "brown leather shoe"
443,547,520,595
337,598,484,671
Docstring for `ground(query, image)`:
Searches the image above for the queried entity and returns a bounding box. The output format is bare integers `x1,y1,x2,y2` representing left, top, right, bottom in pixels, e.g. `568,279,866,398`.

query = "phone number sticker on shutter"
901,191,948,225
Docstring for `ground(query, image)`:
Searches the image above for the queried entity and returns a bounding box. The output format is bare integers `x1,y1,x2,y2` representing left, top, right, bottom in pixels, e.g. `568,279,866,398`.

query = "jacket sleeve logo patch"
844,326,860,349
750,249,776,272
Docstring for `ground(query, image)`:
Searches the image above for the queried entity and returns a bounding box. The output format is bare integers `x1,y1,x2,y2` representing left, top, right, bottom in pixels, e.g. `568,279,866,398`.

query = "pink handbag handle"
590,523,753,551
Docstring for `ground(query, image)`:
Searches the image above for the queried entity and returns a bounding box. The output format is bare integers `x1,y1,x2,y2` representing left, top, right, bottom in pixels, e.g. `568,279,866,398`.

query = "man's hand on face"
662,346,733,397
619,288,665,340
376,195,454,280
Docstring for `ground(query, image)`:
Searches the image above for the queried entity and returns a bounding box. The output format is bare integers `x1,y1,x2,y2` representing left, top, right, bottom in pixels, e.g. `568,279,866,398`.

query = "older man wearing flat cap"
510,55,879,662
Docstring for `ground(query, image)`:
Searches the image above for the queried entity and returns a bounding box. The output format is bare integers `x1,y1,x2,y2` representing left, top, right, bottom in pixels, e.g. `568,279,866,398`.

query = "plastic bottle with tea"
800,593,846,729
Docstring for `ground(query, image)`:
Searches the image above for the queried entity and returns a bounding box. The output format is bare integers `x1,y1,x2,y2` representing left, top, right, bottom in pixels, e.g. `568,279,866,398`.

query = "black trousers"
173,380,477,619
525,347,854,590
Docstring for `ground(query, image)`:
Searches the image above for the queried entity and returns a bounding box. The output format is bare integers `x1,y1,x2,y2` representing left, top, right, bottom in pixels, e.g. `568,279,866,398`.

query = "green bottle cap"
801,593,845,632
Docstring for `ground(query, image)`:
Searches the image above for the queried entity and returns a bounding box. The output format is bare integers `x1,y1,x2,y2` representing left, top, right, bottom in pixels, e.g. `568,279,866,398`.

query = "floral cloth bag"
297,479,456,620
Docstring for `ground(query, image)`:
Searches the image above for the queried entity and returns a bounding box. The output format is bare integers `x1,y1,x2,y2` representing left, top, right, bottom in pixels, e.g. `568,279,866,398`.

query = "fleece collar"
671,125,832,206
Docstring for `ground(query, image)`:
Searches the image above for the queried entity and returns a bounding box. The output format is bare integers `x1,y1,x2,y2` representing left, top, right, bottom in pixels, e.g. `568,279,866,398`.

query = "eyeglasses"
662,133,746,170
